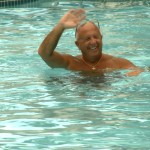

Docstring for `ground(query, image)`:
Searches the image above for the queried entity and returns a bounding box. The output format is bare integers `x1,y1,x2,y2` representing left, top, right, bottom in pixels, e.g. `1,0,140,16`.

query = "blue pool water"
0,2,150,150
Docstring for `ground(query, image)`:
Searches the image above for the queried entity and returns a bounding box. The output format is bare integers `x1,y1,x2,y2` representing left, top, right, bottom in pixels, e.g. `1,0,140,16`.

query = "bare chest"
68,57,119,71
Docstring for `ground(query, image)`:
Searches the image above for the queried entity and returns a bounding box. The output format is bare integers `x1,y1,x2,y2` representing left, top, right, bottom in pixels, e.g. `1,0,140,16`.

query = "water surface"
0,2,150,150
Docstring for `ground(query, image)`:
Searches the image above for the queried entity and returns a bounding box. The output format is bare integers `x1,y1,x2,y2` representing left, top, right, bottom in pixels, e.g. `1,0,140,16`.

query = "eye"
93,35,99,39
86,37,90,41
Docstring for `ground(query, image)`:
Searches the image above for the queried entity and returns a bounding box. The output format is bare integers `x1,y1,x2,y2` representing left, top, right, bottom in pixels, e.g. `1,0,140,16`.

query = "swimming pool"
0,1,150,149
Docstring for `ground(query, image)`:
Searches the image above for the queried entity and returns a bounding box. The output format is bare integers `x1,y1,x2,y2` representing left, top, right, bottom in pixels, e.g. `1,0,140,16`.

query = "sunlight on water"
0,2,150,150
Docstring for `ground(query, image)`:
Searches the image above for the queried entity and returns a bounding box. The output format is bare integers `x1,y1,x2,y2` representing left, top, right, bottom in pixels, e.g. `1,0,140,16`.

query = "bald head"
75,21,102,39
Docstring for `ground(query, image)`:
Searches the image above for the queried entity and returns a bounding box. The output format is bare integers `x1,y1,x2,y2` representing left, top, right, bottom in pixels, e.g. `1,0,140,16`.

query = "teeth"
90,46,97,50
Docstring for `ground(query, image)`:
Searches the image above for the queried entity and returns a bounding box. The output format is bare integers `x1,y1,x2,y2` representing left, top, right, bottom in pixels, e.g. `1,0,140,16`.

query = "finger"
77,8,85,14
78,14,86,22
74,9,85,16
69,9,77,15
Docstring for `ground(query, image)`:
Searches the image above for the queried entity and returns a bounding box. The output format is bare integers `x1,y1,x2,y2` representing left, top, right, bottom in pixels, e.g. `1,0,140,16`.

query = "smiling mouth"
89,45,98,51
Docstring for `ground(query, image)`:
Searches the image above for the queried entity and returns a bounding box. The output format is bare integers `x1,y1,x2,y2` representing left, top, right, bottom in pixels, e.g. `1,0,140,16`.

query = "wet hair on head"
75,20,100,38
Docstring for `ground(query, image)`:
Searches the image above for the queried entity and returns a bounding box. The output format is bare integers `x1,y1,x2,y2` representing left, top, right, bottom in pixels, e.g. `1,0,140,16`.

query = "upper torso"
67,53,133,71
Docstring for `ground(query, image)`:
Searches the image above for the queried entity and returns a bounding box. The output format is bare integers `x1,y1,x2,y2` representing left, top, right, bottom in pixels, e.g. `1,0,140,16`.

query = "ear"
75,41,81,52
99,30,103,39
75,41,79,47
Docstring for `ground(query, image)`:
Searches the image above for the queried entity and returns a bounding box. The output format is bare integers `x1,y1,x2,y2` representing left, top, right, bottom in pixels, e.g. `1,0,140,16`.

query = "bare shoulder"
102,53,136,69
63,54,81,61
62,53,82,66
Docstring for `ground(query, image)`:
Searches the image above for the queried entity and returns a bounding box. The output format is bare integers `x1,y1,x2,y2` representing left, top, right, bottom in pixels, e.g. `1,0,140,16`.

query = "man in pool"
38,9,142,76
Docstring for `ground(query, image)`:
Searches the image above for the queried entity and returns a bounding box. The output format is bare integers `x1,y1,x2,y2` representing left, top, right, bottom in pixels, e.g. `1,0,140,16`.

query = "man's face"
75,22,102,60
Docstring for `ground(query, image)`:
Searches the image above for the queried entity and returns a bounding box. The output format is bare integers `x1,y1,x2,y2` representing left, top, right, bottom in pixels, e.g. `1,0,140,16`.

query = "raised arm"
38,9,85,68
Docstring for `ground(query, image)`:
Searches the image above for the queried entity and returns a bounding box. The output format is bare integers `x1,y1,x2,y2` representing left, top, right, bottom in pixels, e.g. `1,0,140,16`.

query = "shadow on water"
44,69,124,89
41,67,150,99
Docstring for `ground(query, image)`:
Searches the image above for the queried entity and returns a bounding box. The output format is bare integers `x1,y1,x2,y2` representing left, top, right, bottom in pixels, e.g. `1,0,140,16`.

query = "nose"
89,37,96,44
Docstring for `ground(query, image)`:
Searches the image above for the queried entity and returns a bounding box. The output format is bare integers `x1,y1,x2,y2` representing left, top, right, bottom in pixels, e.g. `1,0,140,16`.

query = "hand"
125,68,143,76
59,9,86,29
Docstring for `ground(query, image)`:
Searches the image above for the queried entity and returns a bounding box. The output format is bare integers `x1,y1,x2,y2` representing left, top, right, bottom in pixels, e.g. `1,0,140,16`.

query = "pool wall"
0,0,149,8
